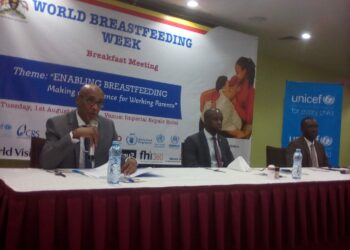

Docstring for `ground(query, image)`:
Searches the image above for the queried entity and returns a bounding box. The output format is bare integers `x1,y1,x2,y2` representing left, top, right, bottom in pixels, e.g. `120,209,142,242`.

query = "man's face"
205,110,223,134
302,119,318,141
76,86,104,123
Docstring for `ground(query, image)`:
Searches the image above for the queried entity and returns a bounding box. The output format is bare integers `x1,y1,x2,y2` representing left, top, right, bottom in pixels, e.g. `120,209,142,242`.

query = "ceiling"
119,0,350,75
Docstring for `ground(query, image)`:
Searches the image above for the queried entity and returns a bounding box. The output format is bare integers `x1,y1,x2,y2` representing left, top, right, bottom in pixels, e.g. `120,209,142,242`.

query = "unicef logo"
170,136,179,145
322,95,335,105
319,136,333,146
156,134,165,144
126,133,137,145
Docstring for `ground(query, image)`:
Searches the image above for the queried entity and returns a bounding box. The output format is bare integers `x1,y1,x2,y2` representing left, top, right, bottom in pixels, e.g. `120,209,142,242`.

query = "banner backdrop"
282,81,343,167
0,0,257,165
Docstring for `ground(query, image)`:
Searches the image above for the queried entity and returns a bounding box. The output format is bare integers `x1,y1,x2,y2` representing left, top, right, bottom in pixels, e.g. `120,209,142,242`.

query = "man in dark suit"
40,84,137,174
182,108,234,167
286,116,329,167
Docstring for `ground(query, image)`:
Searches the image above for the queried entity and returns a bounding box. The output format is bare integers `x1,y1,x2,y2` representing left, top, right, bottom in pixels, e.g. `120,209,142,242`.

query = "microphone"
88,120,98,162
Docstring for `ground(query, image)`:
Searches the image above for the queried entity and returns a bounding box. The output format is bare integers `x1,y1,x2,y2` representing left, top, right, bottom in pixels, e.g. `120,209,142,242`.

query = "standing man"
40,84,137,174
182,108,234,167
286,116,329,167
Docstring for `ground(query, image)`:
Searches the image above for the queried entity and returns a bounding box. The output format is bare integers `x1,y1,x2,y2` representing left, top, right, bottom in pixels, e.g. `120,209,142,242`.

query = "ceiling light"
301,32,311,40
187,0,198,8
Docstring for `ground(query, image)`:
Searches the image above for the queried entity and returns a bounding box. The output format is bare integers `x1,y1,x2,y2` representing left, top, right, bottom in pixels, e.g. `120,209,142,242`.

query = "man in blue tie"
182,108,234,167
40,84,137,174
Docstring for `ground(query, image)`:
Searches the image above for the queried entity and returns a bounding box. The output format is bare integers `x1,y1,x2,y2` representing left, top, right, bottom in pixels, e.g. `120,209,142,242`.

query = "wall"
251,52,350,167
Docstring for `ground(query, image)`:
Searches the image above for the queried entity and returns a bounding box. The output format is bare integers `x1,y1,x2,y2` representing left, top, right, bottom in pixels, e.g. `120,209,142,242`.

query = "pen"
125,176,135,183
54,170,66,177
72,169,87,176
205,168,225,173
120,176,135,183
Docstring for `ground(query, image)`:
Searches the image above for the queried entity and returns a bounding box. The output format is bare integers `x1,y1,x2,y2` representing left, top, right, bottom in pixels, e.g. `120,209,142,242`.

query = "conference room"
0,0,350,249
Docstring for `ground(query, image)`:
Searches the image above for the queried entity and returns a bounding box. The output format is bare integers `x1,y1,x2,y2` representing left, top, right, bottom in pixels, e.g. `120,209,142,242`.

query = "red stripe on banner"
79,0,209,34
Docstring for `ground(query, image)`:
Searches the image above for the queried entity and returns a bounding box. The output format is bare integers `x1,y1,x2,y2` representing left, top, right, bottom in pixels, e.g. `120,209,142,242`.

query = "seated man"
286,116,329,167
40,84,137,175
182,108,234,167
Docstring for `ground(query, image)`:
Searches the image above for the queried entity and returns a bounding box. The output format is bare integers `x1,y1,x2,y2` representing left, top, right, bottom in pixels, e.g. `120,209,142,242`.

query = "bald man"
40,84,137,174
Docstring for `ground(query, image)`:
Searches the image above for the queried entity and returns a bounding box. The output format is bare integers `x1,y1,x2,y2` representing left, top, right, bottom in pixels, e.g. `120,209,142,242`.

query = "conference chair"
266,145,287,167
30,137,46,168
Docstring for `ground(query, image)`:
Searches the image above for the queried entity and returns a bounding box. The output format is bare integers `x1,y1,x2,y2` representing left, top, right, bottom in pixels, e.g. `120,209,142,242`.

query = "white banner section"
0,0,258,165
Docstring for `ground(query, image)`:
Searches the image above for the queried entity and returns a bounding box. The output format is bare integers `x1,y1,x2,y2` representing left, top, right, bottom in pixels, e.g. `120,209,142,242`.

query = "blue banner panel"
282,81,343,167
0,55,181,119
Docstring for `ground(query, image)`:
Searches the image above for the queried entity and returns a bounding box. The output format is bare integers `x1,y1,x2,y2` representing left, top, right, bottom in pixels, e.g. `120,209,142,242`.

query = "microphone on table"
88,120,98,167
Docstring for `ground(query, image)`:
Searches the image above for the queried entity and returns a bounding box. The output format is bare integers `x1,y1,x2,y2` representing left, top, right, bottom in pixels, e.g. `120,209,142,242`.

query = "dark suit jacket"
286,137,329,167
182,130,234,167
40,110,118,169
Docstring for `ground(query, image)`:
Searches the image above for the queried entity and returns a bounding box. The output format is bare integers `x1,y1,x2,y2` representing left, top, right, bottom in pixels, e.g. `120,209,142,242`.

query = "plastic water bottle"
107,141,121,184
292,148,303,179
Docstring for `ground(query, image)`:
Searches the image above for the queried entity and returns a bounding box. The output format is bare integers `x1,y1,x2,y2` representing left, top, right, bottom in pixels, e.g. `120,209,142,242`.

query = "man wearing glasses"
40,84,137,175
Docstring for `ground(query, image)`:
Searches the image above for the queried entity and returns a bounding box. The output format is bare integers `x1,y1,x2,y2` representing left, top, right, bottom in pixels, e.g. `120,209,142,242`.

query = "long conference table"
1,166,350,250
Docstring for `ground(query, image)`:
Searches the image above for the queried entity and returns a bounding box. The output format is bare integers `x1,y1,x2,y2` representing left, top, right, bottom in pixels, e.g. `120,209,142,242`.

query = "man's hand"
72,127,99,146
121,157,137,176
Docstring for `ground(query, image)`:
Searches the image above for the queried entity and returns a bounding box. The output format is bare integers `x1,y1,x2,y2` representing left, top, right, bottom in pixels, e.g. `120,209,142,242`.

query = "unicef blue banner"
282,81,343,166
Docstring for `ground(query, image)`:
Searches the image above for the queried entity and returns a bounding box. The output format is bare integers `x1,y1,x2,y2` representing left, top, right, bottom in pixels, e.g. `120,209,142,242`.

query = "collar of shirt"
203,128,217,140
303,137,315,147
75,111,87,127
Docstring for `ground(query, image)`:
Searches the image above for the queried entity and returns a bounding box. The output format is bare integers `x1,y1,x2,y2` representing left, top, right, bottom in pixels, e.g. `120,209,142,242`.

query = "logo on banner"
0,123,12,130
0,123,12,136
17,124,39,138
154,134,165,148
0,146,29,157
122,149,137,158
126,133,152,145
319,136,333,146
322,95,335,105
168,135,180,148
0,0,29,19
291,94,335,106
139,150,163,161
126,133,137,145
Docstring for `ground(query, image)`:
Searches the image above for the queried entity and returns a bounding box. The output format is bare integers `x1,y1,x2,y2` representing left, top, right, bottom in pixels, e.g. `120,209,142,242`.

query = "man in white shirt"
40,84,137,174
182,108,234,167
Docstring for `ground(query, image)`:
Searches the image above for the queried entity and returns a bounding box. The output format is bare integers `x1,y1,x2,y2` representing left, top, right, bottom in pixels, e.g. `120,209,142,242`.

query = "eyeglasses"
81,96,104,108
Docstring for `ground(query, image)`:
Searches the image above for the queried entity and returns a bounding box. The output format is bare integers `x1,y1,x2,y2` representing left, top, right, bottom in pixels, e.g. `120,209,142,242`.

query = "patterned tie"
213,136,223,167
310,143,319,167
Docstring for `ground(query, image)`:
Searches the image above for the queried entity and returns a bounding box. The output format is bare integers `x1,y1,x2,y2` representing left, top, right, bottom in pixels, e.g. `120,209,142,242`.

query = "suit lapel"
300,137,312,166
314,141,323,164
199,131,211,164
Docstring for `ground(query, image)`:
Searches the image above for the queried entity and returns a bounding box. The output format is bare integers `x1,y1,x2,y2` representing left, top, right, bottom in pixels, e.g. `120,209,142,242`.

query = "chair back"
30,137,46,168
266,146,287,167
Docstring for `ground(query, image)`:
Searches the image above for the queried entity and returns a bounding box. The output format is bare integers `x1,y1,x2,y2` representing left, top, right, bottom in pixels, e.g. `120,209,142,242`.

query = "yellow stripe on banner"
80,0,210,34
